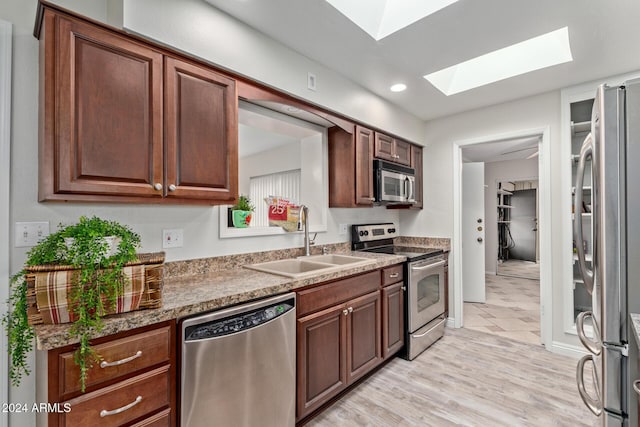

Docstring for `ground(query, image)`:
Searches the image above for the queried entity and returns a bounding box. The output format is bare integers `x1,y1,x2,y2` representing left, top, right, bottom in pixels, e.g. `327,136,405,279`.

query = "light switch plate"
162,229,183,249
15,221,50,247
338,223,348,234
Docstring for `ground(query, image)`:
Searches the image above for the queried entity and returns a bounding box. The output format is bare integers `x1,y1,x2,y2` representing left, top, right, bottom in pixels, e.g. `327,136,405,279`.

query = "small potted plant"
4,216,142,391
230,195,255,228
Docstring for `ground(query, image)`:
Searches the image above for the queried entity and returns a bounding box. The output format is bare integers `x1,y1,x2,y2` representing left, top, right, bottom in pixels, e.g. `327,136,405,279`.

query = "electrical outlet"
15,221,50,247
307,72,317,91
162,229,183,249
339,223,348,235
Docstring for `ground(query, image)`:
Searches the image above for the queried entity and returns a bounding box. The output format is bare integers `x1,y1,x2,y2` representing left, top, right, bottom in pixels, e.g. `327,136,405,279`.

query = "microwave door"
381,170,405,202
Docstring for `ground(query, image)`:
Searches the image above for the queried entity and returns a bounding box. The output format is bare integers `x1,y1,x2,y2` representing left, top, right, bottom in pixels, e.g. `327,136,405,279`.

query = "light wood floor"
464,274,540,345
306,327,598,427
497,259,540,280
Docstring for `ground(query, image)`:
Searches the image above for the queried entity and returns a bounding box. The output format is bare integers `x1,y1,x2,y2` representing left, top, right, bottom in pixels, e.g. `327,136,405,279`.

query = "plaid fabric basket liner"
25,252,164,326
34,265,145,324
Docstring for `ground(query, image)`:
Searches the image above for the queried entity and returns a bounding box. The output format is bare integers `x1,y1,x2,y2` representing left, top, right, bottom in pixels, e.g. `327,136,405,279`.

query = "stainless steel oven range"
351,223,446,360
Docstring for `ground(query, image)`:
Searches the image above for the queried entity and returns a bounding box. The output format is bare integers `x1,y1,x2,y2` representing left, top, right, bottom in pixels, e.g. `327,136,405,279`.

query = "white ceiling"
203,0,640,121
461,136,539,163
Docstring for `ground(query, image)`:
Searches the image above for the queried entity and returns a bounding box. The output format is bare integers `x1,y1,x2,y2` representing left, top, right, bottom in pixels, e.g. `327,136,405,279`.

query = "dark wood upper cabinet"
328,125,374,208
164,57,237,202
38,8,237,204
374,133,411,166
411,144,423,209
40,11,164,201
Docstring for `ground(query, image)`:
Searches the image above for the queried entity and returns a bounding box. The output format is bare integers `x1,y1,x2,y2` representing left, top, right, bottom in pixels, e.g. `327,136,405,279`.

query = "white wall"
239,142,302,195
122,0,425,144
0,0,411,424
400,91,584,351
484,158,538,274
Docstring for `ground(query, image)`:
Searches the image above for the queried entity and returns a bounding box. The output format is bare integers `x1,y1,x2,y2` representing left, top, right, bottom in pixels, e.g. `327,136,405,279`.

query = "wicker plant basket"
24,252,164,326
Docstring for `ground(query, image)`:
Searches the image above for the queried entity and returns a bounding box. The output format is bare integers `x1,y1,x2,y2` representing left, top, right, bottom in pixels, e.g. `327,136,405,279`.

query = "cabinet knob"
153,183,162,191
343,309,349,316
348,306,353,313
401,286,407,291
168,184,177,192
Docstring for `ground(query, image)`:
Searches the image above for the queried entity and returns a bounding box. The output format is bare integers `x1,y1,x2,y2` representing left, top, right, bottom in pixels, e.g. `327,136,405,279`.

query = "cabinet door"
346,291,382,384
165,57,238,202
411,145,423,209
296,304,347,420
355,126,375,206
382,282,404,359
374,132,395,162
45,12,163,199
394,139,411,166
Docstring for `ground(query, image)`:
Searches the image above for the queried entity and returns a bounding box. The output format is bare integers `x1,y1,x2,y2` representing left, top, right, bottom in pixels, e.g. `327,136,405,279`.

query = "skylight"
424,27,573,96
325,0,459,41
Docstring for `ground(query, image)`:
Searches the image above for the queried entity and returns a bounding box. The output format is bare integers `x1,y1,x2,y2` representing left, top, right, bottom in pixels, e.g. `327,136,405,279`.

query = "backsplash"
164,242,351,278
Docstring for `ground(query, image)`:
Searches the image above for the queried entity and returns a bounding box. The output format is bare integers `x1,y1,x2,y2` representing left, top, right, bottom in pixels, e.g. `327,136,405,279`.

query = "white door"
462,162,486,303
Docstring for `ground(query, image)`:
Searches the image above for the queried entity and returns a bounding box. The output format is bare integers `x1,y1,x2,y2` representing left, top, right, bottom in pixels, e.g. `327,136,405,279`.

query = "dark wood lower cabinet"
295,265,413,422
346,291,382,384
296,304,347,419
382,281,404,359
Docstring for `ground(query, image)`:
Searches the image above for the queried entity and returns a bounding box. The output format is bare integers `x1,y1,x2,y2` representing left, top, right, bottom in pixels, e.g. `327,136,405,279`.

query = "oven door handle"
411,260,445,270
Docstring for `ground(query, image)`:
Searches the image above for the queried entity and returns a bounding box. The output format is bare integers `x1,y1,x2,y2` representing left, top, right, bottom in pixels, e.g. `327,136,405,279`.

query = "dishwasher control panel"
185,300,294,341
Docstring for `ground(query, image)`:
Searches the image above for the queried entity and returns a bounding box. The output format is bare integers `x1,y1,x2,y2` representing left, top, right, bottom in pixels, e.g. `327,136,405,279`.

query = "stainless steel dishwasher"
180,293,296,427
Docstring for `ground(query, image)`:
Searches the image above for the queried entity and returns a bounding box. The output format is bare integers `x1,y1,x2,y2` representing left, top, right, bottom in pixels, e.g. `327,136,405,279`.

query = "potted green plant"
3,216,141,391
230,195,255,228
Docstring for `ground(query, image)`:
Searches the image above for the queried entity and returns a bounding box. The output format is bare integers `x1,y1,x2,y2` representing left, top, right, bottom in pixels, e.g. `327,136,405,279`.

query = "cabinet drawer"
297,270,380,317
59,326,171,395
381,264,403,287
60,365,170,426
130,408,171,427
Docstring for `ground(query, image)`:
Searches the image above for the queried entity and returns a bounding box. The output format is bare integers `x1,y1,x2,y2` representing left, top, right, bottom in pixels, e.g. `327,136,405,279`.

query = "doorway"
497,179,540,281
452,127,552,349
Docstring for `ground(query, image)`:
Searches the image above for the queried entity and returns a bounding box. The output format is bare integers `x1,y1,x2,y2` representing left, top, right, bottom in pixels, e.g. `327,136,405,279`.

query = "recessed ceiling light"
390,83,407,92
326,0,459,41
424,27,573,96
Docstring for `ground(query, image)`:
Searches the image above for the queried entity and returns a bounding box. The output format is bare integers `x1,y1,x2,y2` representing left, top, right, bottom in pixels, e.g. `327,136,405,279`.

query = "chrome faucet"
298,205,316,256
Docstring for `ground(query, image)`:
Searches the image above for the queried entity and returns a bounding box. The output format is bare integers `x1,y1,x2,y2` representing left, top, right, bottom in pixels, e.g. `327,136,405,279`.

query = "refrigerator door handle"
576,311,602,355
576,354,603,416
575,132,594,294
634,380,640,397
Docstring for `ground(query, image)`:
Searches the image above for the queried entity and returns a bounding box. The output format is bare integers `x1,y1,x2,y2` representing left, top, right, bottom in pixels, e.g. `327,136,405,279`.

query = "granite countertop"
34,250,405,350
630,313,640,350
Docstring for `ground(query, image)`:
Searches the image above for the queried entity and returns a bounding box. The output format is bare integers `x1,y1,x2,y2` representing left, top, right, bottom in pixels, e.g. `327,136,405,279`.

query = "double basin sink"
246,254,374,278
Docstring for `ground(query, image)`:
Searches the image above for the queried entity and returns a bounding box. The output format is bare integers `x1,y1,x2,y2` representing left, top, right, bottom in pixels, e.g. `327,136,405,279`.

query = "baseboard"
445,317,455,328
549,340,588,359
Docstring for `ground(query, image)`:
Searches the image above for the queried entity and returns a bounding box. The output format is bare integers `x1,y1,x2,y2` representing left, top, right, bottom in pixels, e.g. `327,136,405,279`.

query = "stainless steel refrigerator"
574,79,640,426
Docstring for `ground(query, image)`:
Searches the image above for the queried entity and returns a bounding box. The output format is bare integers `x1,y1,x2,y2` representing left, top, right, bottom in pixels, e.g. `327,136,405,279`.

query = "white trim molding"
0,18,12,427
452,126,553,350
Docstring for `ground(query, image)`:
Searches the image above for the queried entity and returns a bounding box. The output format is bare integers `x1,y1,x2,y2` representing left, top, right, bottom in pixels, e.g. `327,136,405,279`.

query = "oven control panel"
351,223,398,243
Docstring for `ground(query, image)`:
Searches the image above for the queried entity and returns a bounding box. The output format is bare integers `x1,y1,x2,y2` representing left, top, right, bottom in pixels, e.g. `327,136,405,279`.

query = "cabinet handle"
100,350,142,368
343,309,348,316
348,307,353,313
401,286,406,291
100,396,142,417
153,183,162,191
168,184,177,192
389,272,399,278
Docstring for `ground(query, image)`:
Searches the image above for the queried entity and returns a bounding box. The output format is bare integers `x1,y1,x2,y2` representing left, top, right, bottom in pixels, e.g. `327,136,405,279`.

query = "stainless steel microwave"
374,159,416,204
